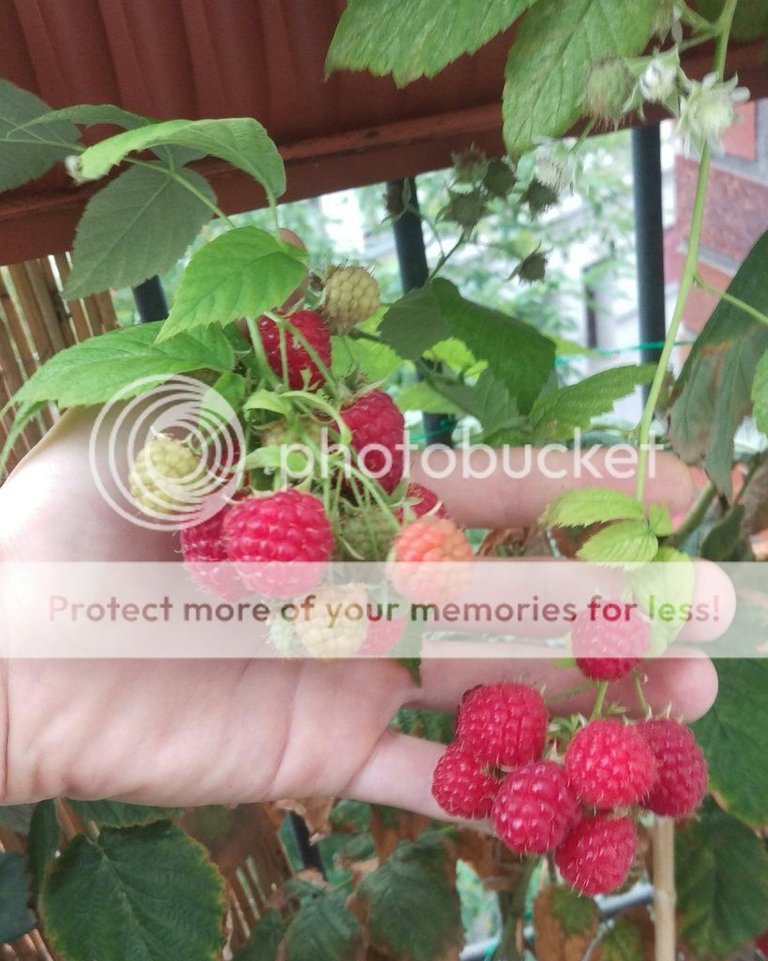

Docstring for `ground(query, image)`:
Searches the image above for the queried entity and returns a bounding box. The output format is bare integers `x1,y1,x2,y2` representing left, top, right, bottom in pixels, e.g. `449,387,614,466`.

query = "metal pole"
386,178,455,447
631,124,667,371
132,276,169,323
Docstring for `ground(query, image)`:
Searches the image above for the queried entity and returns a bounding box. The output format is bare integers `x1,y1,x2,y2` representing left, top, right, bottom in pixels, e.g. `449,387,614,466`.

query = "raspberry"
322,265,381,333
491,760,581,855
756,931,768,957
397,482,449,522
129,433,207,516
223,489,333,597
455,683,548,768
431,744,500,819
555,815,637,896
638,719,708,817
294,583,368,657
389,516,473,601
258,309,331,390
339,508,398,561
565,719,657,809
571,602,650,681
180,502,244,600
359,616,405,656
340,389,405,494
584,57,634,122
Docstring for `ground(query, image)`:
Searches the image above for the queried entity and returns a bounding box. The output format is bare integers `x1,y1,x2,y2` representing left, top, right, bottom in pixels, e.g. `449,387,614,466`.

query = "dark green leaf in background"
27,800,60,897
232,911,285,961
0,852,35,943
283,892,362,961
0,804,36,834
67,800,181,828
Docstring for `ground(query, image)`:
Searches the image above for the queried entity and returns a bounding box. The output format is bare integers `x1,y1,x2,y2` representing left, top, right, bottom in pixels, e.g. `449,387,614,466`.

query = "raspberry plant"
2,0,768,959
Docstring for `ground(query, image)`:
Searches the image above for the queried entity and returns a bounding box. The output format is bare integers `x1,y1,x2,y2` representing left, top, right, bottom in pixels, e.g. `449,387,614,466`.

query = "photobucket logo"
89,375,245,531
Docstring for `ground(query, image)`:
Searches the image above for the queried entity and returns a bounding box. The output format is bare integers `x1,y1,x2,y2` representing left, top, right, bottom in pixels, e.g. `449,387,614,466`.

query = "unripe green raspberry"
584,57,634,122
294,584,369,657
129,433,206,516
322,265,381,333
340,509,398,561
262,417,324,451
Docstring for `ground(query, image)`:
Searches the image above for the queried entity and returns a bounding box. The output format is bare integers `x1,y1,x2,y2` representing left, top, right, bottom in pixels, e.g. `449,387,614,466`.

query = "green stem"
634,0,738,503
734,454,767,505
590,681,608,720
695,274,768,328
666,480,717,547
633,669,651,717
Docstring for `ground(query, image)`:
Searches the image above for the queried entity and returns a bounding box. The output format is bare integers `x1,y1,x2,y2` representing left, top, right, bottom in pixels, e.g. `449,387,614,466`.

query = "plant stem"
666,480,717,547
589,681,608,719
633,669,651,717
694,274,768,328
634,0,738,503
653,817,677,961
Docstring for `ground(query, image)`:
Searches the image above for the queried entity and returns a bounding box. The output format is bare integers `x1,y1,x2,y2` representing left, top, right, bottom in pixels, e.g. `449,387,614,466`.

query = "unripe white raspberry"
322,266,381,333
129,433,206,517
294,584,368,657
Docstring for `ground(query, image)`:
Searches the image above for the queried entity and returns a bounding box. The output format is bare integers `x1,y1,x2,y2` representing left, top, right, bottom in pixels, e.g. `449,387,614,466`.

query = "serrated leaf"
395,381,465,415
670,230,768,497
379,285,450,360
502,0,656,154
243,389,292,414
432,279,555,413
77,118,285,201
0,852,35,943
67,800,181,828
692,661,768,825
64,164,215,298
357,833,462,961
541,488,645,528
41,823,226,961
157,228,308,342
0,803,35,833
530,365,655,442
0,79,80,191
332,333,402,382
232,910,285,961
326,0,535,86
18,104,153,131
577,520,658,564
13,322,234,407
284,892,361,961
648,503,675,537
676,801,768,959
28,800,60,897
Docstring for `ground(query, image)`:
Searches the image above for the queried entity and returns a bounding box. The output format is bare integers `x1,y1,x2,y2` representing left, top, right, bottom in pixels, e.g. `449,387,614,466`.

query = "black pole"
132,276,169,323
631,124,667,374
386,178,455,447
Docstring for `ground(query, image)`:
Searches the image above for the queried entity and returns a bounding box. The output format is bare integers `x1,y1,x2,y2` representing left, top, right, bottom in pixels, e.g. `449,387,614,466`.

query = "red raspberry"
258,309,331,390
572,601,650,681
223,490,333,597
491,760,581,855
359,616,405,656
397,482,449,522
555,815,637,896
456,683,548,768
756,931,768,957
565,719,657,809
340,389,405,494
389,516,473,601
431,744,500,819
638,719,708,817
180,503,244,600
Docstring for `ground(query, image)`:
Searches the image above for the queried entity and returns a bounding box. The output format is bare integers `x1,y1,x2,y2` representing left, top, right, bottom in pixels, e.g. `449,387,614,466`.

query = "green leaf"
676,800,768,959
692,660,768,825
432,279,555,413
283,892,361,961
0,852,35,943
242,389,292,414
17,104,153,131
67,800,181,828
576,520,658,564
77,118,285,201
530,365,655,441
541,488,645,528
379,285,450,360
0,79,80,191
550,885,599,935
63,164,215,298
700,504,748,561
698,0,768,41
397,657,422,684
332,334,402,382
28,800,60,897
14,322,234,407
395,381,465,415
232,911,285,961
648,503,675,537
426,337,480,372
201,372,247,423
670,229,768,497
326,0,535,86
357,833,462,961
158,228,308,342
467,369,521,437
41,823,226,961
751,350,768,436
0,803,36,834
502,0,656,155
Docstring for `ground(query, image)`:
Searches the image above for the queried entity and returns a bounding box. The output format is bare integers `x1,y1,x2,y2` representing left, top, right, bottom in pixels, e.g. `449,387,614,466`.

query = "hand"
0,408,717,817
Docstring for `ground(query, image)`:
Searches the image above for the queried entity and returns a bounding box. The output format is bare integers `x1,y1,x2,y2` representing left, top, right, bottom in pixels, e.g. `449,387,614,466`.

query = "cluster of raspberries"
431,683,708,895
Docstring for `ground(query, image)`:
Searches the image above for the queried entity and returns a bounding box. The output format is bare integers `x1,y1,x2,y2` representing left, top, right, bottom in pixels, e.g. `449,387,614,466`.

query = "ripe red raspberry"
638,719,708,817
431,744,500,819
555,815,637,896
565,719,657,809
456,683,548,768
389,516,473,601
756,931,768,957
397,482,449,522
258,309,331,390
491,760,581,855
340,389,405,494
223,490,333,596
180,503,244,600
571,601,650,681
